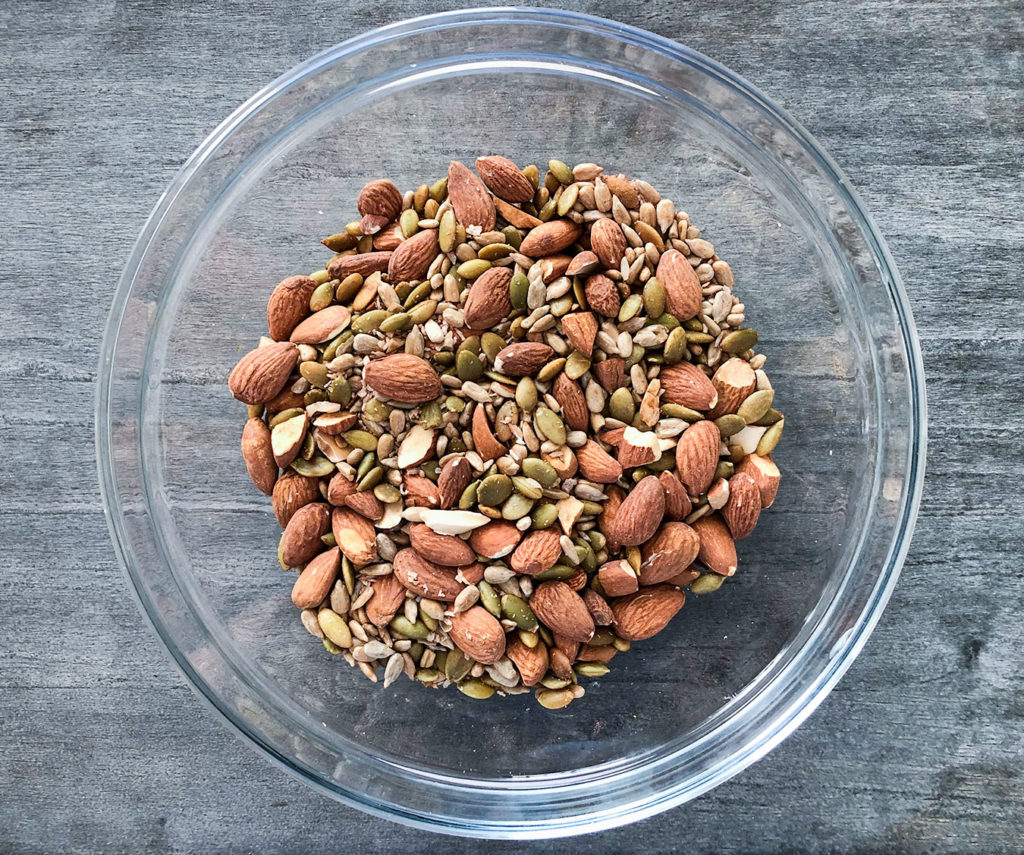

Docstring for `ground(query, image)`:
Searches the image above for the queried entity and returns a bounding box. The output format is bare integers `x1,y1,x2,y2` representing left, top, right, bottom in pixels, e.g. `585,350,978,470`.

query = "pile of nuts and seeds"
229,156,783,709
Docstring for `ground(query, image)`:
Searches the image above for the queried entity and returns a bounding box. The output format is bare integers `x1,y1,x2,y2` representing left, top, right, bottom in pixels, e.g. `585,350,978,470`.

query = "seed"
509,271,530,309
662,326,687,364
480,332,505,364
737,389,774,423
501,594,538,630
521,457,557,488
458,481,479,510
355,452,377,481
291,456,335,477
608,388,636,422
511,475,543,500
501,492,535,520
661,403,704,421
445,395,465,413
357,465,383,491
478,473,513,506
691,573,725,595
389,616,430,640
685,331,715,344
457,258,492,280
753,407,784,427
564,351,591,380
534,407,566,444
720,328,759,354
335,273,363,303
478,243,514,261
309,281,336,313
529,502,558,530
399,207,419,238
269,407,304,428
540,676,572,690
574,662,610,678
537,687,575,709
477,580,502,616
406,300,436,326
445,649,473,682
642,278,666,318
379,312,412,334
537,358,566,382
757,418,784,455
317,609,353,648
458,679,495,700
557,183,579,215
532,564,575,581
351,309,388,333
617,293,643,323
420,400,442,428
456,349,484,381
715,414,746,438
548,159,573,185
714,461,735,481
515,377,538,412
342,430,378,452
403,281,432,309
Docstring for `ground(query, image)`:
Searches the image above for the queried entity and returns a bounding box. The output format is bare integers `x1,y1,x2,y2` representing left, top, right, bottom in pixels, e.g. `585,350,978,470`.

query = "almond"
561,311,597,357
290,547,340,609
659,471,692,521
471,405,506,461
457,561,485,585
313,411,357,436
281,502,331,567
577,644,617,663
589,217,627,268
509,528,563,575
325,470,357,507
707,358,757,418
462,266,513,329
403,473,441,508
417,509,489,536
447,160,495,231
289,305,351,344
692,514,738,576
607,475,665,546
674,420,720,496
583,589,615,626
707,477,730,510
599,486,625,552
449,606,506,664
584,274,621,318
575,439,623,484
408,523,476,567
656,249,701,320
639,522,700,585
492,195,542,229
387,227,439,283
228,341,299,405
263,383,306,415
266,275,317,341
468,520,521,559
326,251,392,281
612,585,686,641
270,413,308,468
552,633,579,662
565,250,601,277
566,566,588,592
598,559,639,597
736,453,780,508
373,223,404,251
552,374,588,431
518,219,582,257
359,214,389,235
493,342,553,377
529,581,595,642
666,567,701,588
396,424,436,469
365,572,407,627
660,362,718,411
506,637,549,686
599,426,625,447
241,418,277,495
603,174,639,208
331,507,377,567
393,548,465,602
346,491,384,522
475,155,534,203
437,457,472,509
363,353,442,404
592,356,625,392
272,471,320,527
722,472,761,539
542,446,578,480
549,648,574,680
357,179,402,221
617,427,659,470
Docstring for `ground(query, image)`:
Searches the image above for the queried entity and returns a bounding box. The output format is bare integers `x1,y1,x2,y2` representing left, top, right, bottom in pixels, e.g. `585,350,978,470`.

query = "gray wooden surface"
1,1,1021,852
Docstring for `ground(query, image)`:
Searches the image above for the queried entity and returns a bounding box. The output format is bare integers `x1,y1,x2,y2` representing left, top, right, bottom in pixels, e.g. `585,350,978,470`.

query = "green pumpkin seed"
309,268,332,285
715,414,747,438
335,273,363,303
533,564,575,581
457,335,480,356
530,502,559,530
753,407,784,427
320,532,337,548
611,636,631,652
565,351,591,380
642,278,666,318
537,688,574,709
536,625,554,646
626,344,645,369
269,407,304,428
690,573,725,594
480,332,505,364
458,679,495,699
317,609,352,648
501,594,538,630
321,330,349,362
300,429,317,461
728,443,746,464
714,461,735,481
478,474,513,506
518,630,539,648
720,328,759,354
556,182,579,216
421,460,439,480
445,395,465,413
537,357,567,382
589,627,614,647
658,313,681,331
683,317,704,332
521,457,557,488
403,281,431,309
661,403,703,421
548,159,573,185
477,580,501,616
434,351,455,368
399,208,420,238
551,295,574,317
357,465,383,491
342,430,378,451
378,312,411,334
374,482,401,503
478,243,514,261
737,389,774,423
291,456,335,477
355,452,377,481
429,176,448,202
389,616,430,640
412,668,438,683
663,326,688,364
351,309,388,333
648,453,675,473
322,233,357,252
445,649,473,682
501,492,535,520
537,198,557,222
456,349,484,381
534,407,566,444
457,258,492,279
609,388,636,423
310,281,336,312
405,299,435,325
515,377,538,412
418,399,441,428
458,481,479,510
512,475,543,500
438,209,457,252
509,271,530,309
587,530,606,551
322,638,341,654
540,676,572,690
577,541,596,572
574,662,609,678
618,293,643,322
502,225,522,249
756,418,784,455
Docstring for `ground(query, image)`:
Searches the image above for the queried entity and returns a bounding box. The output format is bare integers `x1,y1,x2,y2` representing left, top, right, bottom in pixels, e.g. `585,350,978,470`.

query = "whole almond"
357,179,402,221
561,311,597,357
241,418,277,495
493,342,554,377
589,217,627,268
403,473,441,508
565,250,601,277
599,486,625,553
666,568,701,589
393,548,465,602
344,491,384,522
603,174,639,208
552,632,579,663
674,420,720,496
660,362,718,410
492,195,542,229
289,305,351,344
326,470,357,507
387,227,439,283
592,357,626,393
692,514,738,576
611,585,686,641
656,249,701,320
272,471,320,527
566,566,588,592
577,644,617,663
607,475,665,547
471,405,506,462
326,251,392,281
266,275,317,341
722,472,762,539
467,520,521,559
408,523,476,567
447,160,496,231
365,572,407,627
509,528,563,575
331,507,377,567
290,547,340,609
437,457,472,509
475,155,534,203
658,471,692,520
518,219,582,257
736,453,781,508
575,439,623,484
373,223,404,251
449,606,506,664
552,374,588,431
598,559,639,597
529,581,595,642
506,637,549,686
280,502,331,567
364,353,442,404
583,589,615,626
584,273,621,318
458,561,485,585
708,358,757,418
462,266,513,329
638,522,700,585
228,341,299,405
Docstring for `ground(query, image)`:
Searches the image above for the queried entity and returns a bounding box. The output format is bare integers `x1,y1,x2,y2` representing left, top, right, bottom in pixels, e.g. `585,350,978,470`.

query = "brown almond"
638,522,700,585
530,581,595,642
583,589,615,626
584,274,621,318
656,249,701,320
325,470,357,507
603,174,639,208
736,453,781,508
565,250,601,277
437,457,472,510
344,491,384,522
561,311,597,357
542,447,578,480
493,342,554,377
228,341,299,405
708,358,757,418
357,179,402,221
313,411,357,436
475,156,534,203
408,523,476,567
387,227,439,283
592,356,626,393
599,486,625,553
373,223,404,251
549,647,574,680
692,514,738,576
448,160,496,231
597,559,639,597
241,418,277,495
281,502,331,567
403,473,441,508
722,472,762,539
575,439,623,484
449,606,506,664
363,353,442,404
611,585,685,641
326,251,392,281
462,266,513,329
458,561,485,585
331,507,377,567
666,567,701,589
659,362,718,411
266,275,317,341
365,572,407,627
589,217,627,269
607,475,665,547
506,637,549,686
509,528,563,575
471,405,506,462
492,195,543,229
467,520,521,559
518,219,582,257
674,420,720,496
552,374,588,431
659,471,693,521
262,383,306,415
393,548,465,602
272,471,320,527
289,305,351,344
577,644,617,663
290,548,340,609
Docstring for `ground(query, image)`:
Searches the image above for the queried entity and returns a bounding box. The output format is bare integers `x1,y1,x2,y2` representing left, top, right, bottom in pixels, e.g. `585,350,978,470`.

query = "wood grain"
1,0,1021,852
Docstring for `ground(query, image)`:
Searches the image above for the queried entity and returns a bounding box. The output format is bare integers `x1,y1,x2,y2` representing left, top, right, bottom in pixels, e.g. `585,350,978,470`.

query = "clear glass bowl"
96,8,926,839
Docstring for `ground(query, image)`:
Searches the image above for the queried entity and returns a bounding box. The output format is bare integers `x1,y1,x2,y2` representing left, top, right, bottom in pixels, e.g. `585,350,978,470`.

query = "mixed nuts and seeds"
230,156,783,709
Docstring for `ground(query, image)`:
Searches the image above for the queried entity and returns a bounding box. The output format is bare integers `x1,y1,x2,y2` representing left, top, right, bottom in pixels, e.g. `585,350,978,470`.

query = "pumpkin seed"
661,403,703,421
503,225,522,249
512,475,543,500
537,357,567,382
721,328,758,354
477,243,514,261
357,466,383,491
456,349,484,381
611,636,631,652
397,208,419,238
356,453,377,482
564,351,591,380
501,594,538,630
322,233,357,252
642,278,666,318
501,492,535,520
445,649,473,682
310,281,335,312
477,581,501,616
351,309,388,333
420,400,442,428
335,273,363,303
714,461,735,481
588,530,606,551
480,332,505,364
457,258,492,279
518,630,539,648
458,679,495,699
458,481,479,510
405,299,435,325
321,331,349,362
478,474,513,506
533,564,575,581
609,388,635,423
530,502,559,530
756,418,784,455
389,615,430,640
540,676,572,690
510,271,530,309
662,326,688,363
269,407,304,428
379,312,412,334
534,407,566,444
342,429,378,451
291,456,334,477
557,182,579,215
737,389,774,423
429,176,448,202
322,638,342,654
537,687,574,709
515,377,538,412
551,295,574,317
309,268,332,285
403,281,431,309
537,198,557,221
521,457,557,488
299,360,329,387
445,395,465,413
421,460,439,480
684,317,704,332
374,483,401,503
753,407,784,427
574,662,609,678
304,389,326,405
715,414,746,438
548,159,573,185
590,628,614,646
317,609,353,648
438,209,457,252
690,573,725,594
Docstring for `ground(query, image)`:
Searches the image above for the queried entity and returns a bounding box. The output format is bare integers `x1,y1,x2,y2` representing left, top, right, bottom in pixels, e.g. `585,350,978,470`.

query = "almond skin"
449,606,506,664
344,491,384,522
584,274,621,318
448,160,496,231
475,156,534,203
675,420,720,496
722,472,762,539
561,311,597,357
707,358,757,418
577,644,617,663
692,514,738,576
659,471,693,520
592,356,626,393
552,374,588,431
509,528,563,575
280,502,332,567
506,637,549,686
387,227,439,283
612,585,686,641
357,179,402,221
326,251,392,280
363,353,442,404
639,522,700,585
589,217,627,268
408,523,476,567
565,250,601,277
290,547,340,609
659,362,718,411
373,223,404,251
365,572,407,627
289,305,351,344
393,548,465,602
599,486,625,553
241,418,277,495
468,520,521,559
494,342,554,377
331,507,377,567
607,475,665,547
583,589,615,625
576,439,623,484
266,275,317,341
598,559,639,597
228,341,299,405
529,581,595,642
403,473,441,508
736,453,781,508
437,457,472,509
272,471,320,527
471,405,506,461
656,249,702,320
519,219,582,257
462,266,513,329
